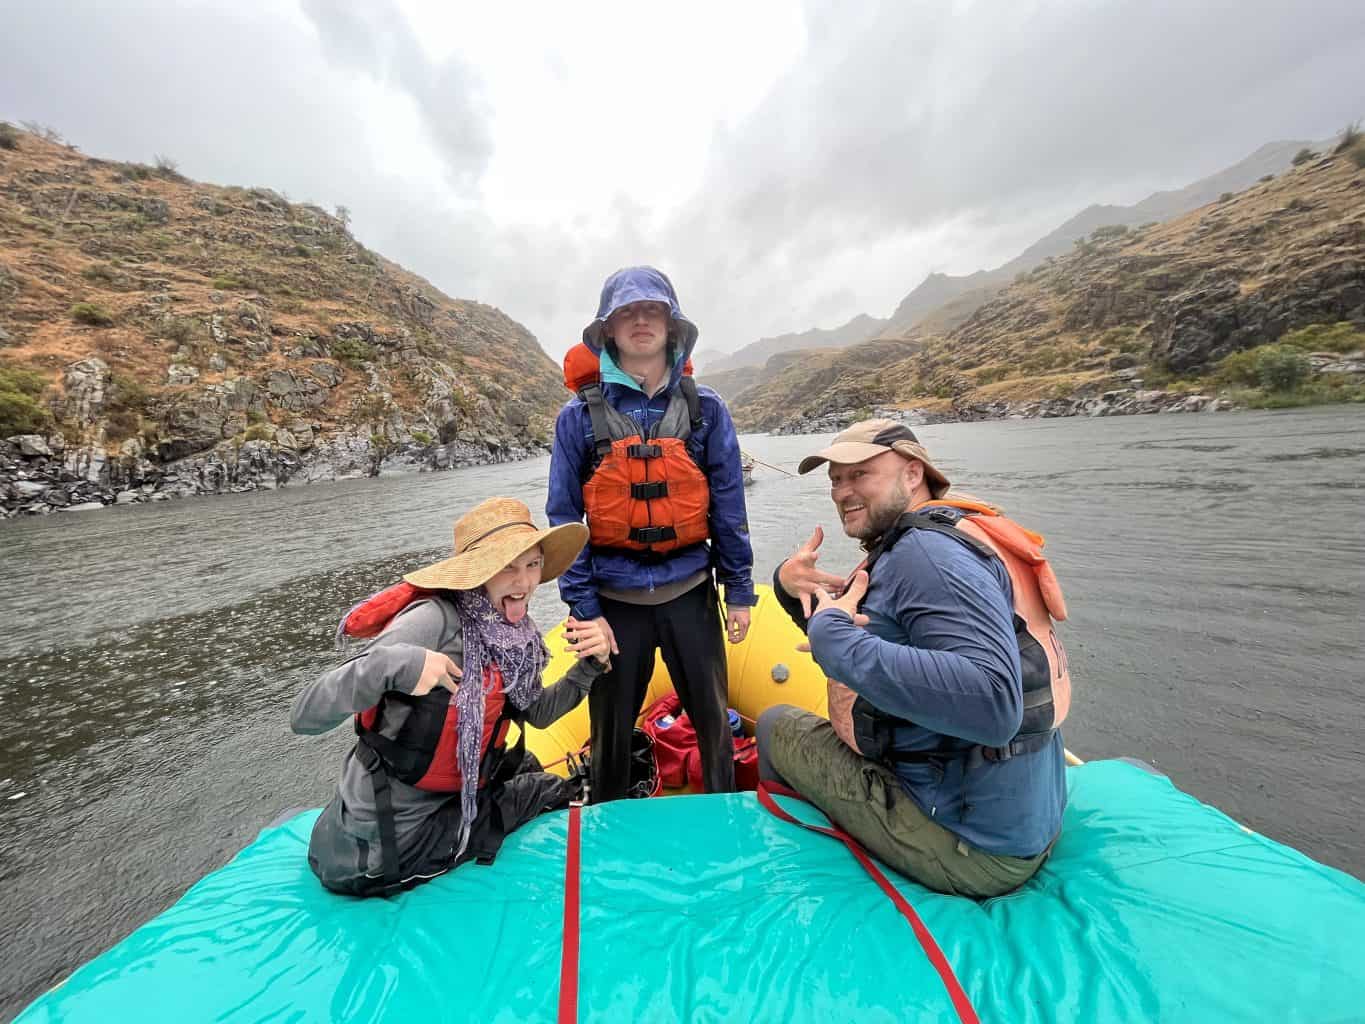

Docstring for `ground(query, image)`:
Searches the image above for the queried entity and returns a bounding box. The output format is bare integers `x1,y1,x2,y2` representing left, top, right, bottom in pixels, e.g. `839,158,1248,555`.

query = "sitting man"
757,420,1068,898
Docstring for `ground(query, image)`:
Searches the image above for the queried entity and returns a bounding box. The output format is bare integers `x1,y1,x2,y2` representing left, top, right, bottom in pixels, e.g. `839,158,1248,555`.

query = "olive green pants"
756,705,1049,899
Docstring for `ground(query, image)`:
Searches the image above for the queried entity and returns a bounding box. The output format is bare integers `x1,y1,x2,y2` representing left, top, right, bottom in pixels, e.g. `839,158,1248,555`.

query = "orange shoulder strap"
923,498,1067,622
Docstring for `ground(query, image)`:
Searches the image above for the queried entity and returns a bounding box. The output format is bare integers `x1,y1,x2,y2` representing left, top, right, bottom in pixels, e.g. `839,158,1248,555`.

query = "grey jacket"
291,597,604,850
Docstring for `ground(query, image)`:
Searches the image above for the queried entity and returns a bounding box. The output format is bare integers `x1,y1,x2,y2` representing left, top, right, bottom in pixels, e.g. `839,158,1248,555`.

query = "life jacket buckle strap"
630,480,669,500
626,443,663,459
353,737,384,773
629,525,677,545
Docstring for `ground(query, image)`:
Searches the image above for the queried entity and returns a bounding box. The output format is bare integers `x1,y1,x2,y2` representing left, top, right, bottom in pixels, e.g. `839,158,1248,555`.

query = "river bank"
772,385,1239,434
0,431,547,519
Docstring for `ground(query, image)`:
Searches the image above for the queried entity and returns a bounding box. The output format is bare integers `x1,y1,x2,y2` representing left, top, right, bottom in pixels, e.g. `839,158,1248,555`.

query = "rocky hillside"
0,126,563,517
730,138,1365,432
871,138,1322,341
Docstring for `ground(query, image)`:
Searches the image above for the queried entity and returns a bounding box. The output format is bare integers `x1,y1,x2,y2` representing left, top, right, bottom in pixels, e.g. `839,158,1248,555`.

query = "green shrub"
1259,174,1274,183
332,337,376,365
157,316,201,346
1218,191,1235,203
70,302,114,326
115,162,154,182
1292,147,1317,166
0,364,50,435
81,263,120,286
1334,121,1361,154
1090,224,1129,241
410,429,433,445
0,122,17,150
153,154,181,178
1218,345,1312,392
212,275,247,291
1278,322,1365,353
1348,140,1365,170
1215,349,1259,386
242,423,273,442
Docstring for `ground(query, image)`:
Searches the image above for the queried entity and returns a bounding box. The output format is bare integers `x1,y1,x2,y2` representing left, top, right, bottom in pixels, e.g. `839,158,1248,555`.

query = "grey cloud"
659,0,1365,348
299,0,492,189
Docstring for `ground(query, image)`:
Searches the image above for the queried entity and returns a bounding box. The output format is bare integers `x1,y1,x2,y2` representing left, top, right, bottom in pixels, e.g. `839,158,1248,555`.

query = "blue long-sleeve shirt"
778,527,1066,857
547,372,756,619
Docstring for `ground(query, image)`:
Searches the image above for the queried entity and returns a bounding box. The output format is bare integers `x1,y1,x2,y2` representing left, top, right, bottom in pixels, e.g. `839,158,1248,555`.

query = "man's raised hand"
777,525,849,618
811,569,871,628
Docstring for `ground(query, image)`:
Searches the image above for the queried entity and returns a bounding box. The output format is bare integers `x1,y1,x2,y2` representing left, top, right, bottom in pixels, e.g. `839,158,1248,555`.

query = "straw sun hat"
403,497,588,591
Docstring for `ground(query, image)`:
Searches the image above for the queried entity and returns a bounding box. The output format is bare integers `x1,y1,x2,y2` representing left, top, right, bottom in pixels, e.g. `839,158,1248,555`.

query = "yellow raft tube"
520,583,1084,772
520,584,825,774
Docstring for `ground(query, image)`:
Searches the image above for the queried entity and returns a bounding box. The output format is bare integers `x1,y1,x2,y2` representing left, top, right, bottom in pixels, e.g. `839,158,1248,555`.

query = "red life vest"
561,342,710,557
827,496,1071,767
338,584,514,791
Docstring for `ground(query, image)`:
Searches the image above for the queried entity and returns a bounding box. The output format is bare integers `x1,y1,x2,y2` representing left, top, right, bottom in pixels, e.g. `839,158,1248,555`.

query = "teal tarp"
19,762,1365,1023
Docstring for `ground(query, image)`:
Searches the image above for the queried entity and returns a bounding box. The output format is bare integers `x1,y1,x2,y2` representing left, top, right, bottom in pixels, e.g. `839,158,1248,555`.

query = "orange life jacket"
562,342,710,557
827,495,1071,768
337,583,515,792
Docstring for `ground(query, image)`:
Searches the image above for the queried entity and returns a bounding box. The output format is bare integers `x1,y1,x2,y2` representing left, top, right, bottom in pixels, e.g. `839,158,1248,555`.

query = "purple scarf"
451,588,548,858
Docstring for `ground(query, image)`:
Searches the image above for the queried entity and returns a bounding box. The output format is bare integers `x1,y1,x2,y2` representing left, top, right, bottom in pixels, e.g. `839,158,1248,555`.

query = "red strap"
756,781,980,1024
557,801,582,1024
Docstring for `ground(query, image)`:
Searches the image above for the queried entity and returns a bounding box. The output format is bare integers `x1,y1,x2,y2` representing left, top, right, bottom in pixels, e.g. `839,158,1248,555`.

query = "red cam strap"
557,801,583,1024
756,781,980,1024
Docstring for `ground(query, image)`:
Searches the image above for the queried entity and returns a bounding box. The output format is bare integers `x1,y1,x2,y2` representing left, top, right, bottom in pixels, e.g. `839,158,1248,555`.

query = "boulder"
308,362,344,387
167,363,200,385
266,370,327,412
11,434,52,458
60,358,112,425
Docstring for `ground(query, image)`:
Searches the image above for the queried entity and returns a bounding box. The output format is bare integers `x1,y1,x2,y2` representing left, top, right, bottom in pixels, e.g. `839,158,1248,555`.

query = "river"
2,406,1362,1017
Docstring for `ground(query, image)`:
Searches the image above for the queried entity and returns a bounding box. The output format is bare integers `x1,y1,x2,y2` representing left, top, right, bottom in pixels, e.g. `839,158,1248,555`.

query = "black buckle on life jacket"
353,736,384,773
980,731,1055,764
629,525,677,545
631,480,669,500
626,443,662,459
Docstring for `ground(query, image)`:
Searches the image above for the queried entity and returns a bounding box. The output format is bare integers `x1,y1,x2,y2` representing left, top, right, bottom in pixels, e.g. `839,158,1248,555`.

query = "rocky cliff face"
0,127,564,518
730,146,1365,432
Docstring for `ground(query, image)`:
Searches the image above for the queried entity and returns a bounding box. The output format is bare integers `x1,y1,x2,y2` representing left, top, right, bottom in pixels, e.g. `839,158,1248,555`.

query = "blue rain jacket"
547,267,756,619
778,527,1066,857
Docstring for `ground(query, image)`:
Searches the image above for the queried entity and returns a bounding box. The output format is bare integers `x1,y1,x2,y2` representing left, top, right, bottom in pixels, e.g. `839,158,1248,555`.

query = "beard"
845,480,912,543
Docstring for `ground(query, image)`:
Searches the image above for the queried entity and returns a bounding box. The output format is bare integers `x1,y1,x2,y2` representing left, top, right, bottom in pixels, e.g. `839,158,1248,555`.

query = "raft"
18,588,1365,1023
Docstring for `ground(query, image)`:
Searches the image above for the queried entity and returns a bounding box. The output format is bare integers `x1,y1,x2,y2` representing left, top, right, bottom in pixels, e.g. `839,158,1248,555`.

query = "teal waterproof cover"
18,762,1365,1023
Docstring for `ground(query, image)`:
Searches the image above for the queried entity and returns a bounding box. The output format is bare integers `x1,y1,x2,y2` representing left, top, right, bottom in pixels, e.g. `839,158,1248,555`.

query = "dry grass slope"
0,126,562,452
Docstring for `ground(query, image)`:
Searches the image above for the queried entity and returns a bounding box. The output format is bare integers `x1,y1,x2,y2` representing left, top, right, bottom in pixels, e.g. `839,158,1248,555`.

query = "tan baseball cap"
797,418,951,497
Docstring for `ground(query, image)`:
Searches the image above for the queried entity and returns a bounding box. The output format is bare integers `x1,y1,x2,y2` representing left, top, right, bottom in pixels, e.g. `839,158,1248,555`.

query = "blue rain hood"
582,266,700,371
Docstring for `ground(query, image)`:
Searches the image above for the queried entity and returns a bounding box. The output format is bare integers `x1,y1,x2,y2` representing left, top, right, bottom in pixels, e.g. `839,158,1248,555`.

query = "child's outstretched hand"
564,616,611,666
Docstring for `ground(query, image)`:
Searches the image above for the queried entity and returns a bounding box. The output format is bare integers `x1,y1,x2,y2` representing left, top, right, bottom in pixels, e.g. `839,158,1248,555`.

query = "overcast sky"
3,0,1363,362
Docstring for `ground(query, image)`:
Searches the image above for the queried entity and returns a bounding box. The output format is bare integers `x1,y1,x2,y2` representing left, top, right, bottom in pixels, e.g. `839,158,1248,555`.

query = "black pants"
592,581,735,802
